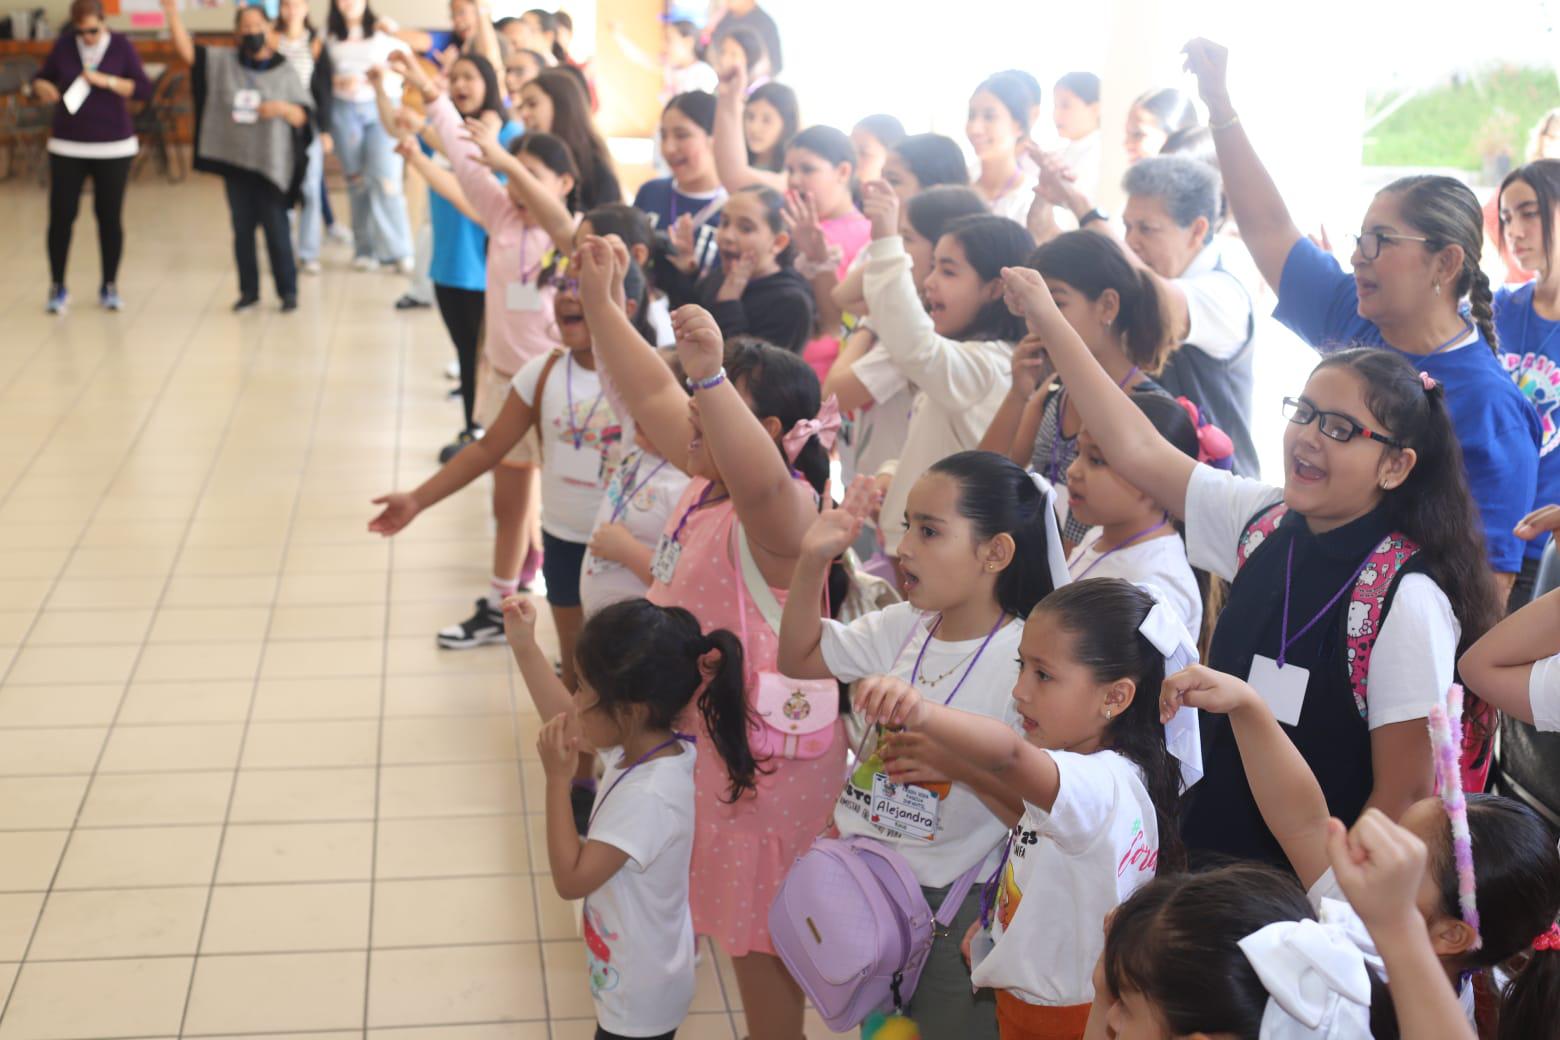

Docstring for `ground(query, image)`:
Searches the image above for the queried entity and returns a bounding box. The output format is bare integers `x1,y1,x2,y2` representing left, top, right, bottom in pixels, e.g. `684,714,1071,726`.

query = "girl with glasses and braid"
1182,38,1540,603
1000,262,1501,871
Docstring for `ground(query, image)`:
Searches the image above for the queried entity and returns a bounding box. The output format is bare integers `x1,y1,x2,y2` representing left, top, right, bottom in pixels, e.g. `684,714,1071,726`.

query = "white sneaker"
301,259,322,275
444,360,460,380
327,224,353,245
394,256,415,275
352,255,378,272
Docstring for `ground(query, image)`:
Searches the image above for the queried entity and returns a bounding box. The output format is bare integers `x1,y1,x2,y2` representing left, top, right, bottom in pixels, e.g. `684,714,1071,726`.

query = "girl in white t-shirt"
1160,664,1560,1040
1460,503,1560,731
854,578,1197,1038
777,451,1070,1039
580,422,691,616
1065,393,1205,640
502,596,759,1040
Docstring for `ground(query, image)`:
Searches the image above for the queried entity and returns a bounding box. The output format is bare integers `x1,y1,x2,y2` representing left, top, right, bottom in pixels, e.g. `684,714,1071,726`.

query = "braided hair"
1382,175,1499,353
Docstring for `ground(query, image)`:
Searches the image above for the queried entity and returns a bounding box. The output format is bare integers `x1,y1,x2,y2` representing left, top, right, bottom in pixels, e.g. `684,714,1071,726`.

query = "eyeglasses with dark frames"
1281,397,1402,448
1351,230,1433,261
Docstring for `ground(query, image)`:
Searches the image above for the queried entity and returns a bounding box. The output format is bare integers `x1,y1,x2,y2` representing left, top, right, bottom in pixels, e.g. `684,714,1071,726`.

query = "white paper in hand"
62,75,90,115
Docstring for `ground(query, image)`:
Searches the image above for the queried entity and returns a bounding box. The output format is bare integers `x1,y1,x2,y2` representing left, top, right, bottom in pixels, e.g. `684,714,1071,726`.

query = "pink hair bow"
783,395,842,464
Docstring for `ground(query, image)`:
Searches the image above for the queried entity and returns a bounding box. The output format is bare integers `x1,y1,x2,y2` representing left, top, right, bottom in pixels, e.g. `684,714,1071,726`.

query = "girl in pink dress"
578,235,844,1040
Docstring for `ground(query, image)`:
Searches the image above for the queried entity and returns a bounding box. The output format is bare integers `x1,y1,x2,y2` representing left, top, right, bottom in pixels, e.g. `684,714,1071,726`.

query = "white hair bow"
1238,915,1375,1040
1027,471,1074,593
1134,582,1203,789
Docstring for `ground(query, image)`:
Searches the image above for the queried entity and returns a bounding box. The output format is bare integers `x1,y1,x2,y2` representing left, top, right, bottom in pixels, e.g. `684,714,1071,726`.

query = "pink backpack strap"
1341,532,1421,720
1235,503,1289,571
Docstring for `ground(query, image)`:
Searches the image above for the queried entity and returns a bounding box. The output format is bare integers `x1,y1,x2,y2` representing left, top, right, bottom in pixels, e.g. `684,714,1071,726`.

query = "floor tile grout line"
0,806,551,834
11,936,603,966
0,277,231,1029
172,262,355,1040
360,304,410,1040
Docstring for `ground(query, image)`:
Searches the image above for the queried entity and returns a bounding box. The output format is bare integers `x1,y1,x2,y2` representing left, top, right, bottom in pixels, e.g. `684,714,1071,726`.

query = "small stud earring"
1104,708,1112,721
1434,282,1442,296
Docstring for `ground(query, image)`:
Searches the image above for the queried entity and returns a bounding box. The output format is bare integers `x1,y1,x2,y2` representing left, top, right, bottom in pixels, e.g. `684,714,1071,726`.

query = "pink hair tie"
1535,924,1560,953
782,395,842,464
1429,683,1481,950
1419,371,1438,392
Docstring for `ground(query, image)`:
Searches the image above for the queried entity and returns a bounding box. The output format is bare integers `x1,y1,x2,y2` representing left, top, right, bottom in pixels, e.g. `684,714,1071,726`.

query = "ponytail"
694,628,765,802
1499,936,1560,1040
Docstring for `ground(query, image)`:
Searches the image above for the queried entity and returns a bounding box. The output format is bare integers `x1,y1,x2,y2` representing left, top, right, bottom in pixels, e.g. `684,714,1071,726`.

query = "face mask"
240,32,267,55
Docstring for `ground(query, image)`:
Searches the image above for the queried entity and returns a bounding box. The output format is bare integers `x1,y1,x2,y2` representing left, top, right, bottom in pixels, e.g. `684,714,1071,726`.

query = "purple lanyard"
518,231,543,284
1275,540,1372,668
908,611,1006,707
609,453,670,524
978,830,1014,928
566,353,605,451
1046,366,1138,483
1072,517,1170,581
587,733,694,830
668,484,728,546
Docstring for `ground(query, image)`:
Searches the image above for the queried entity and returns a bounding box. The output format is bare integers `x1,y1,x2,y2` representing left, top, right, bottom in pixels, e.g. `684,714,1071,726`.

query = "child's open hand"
1515,504,1560,540
1324,809,1428,935
501,595,539,652
999,265,1057,323
1159,664,1256,723
853,675,928,730
461,115,506,164
668,213,699,274
801,474,875,564
782,190,830,264
367,491,419,536
537,713,582,780
671,305,725,383
861,179,900,241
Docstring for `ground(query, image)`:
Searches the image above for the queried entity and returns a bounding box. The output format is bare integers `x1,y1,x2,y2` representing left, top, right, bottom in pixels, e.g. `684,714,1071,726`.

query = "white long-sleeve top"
862,235,1013,554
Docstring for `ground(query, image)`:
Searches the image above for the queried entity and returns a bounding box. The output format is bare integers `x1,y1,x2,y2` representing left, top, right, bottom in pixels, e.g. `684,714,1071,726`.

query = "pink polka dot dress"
648,478,846,957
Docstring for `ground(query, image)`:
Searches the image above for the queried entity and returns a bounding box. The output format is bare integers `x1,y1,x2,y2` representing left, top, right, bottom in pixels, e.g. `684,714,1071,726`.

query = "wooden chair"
132,67,191,182
0,56,52,183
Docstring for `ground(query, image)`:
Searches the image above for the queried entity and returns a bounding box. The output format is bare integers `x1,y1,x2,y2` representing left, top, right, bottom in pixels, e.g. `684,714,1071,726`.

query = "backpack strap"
933,856,986,930
1341,531,1421,720
525,349,566,464
1234,502,1289,571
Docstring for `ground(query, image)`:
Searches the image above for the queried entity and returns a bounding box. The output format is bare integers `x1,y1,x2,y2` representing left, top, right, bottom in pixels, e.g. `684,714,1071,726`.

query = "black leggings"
594,1028,674,1040
48,153,133,287
434,283,485,431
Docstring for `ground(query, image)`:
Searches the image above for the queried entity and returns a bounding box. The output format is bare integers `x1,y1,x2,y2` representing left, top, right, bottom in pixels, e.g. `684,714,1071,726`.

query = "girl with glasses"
31,0,153,315
1183,38,1540,604
1001,263,1501,871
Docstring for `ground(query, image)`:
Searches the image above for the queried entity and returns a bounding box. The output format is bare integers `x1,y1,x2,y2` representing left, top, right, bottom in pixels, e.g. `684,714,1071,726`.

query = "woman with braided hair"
1183,37,1540,595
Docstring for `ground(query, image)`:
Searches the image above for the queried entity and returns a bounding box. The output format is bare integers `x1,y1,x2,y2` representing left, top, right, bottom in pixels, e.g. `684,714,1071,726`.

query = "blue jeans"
291,134,324,263
331,98,412,262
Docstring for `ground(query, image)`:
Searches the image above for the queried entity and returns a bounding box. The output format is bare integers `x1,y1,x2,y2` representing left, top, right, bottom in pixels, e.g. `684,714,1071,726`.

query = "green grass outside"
1364,65,1560,171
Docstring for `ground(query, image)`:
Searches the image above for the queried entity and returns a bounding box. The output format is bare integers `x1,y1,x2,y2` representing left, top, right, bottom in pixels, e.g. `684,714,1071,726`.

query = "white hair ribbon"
1028,470,1073,593
1238,915,1375,1040
1133,582,1204,790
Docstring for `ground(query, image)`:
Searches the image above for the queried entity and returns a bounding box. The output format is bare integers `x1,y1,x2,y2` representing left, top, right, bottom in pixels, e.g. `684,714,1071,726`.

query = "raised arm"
856,675,1065,811
672,305,818,558
778,478,875,679
460,118,576,250
821,326,880,413
369,65,402,135
1002,265,1196,517
1160,666,1331,887
1182,38,1302,290
397,137,482,224
977,333,1050,461
577,236,695,472
162,0,194,67
1460,584,1560,728
713,63,786,193
469,0,503,70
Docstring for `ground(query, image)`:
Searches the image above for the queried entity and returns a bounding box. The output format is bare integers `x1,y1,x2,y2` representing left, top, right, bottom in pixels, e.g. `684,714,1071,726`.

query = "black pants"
434,283,485,431
594,1028,674,1040
223,170,297,302
48,153,133,287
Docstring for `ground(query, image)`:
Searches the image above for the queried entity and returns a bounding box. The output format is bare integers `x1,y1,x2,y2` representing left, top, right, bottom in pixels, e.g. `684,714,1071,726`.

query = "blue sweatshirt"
1274,238,1540,573
1495,282,1560,559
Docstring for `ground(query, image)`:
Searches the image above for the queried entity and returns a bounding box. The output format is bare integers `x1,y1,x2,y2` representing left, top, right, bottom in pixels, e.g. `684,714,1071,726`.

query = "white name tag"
1247,654,1310,727
232,88,261,124
649,534,681,585
506,281,543,312
868,773,940,841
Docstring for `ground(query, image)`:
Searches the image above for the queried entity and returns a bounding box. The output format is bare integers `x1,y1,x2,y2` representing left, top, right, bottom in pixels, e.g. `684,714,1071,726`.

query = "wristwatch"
1078,208,1110,229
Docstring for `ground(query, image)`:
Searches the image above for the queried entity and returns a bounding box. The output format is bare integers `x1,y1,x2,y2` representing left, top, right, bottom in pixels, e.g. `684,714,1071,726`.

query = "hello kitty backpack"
1235,504,1491,791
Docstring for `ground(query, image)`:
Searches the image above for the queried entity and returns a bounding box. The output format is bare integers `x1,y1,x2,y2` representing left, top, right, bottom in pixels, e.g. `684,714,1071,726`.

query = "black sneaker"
232,295,260,312
394,293,431,310
438,429,478,464
280,296,298,313
570,783,595,835
436,597,506,649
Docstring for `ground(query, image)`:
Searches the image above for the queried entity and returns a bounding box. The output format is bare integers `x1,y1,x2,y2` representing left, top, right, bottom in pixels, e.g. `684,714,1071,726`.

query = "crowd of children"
328,10,1560,1040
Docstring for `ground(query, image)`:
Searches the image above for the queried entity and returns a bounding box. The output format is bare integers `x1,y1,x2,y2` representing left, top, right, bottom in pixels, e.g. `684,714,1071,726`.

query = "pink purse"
733,523,839,761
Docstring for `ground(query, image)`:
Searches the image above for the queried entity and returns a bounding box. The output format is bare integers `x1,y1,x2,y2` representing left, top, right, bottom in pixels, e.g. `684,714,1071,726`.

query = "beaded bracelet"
686,368,728,392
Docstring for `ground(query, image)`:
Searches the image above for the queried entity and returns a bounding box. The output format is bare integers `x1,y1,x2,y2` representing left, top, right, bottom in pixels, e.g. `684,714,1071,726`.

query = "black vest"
1183,503,1424,866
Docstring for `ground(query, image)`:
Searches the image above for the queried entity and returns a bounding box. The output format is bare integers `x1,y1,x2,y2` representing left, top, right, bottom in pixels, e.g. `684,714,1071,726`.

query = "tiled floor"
0,177,849,1040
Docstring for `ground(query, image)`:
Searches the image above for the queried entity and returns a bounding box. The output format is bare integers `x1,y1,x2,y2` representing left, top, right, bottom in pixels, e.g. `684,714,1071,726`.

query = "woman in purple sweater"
31,0,153,315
